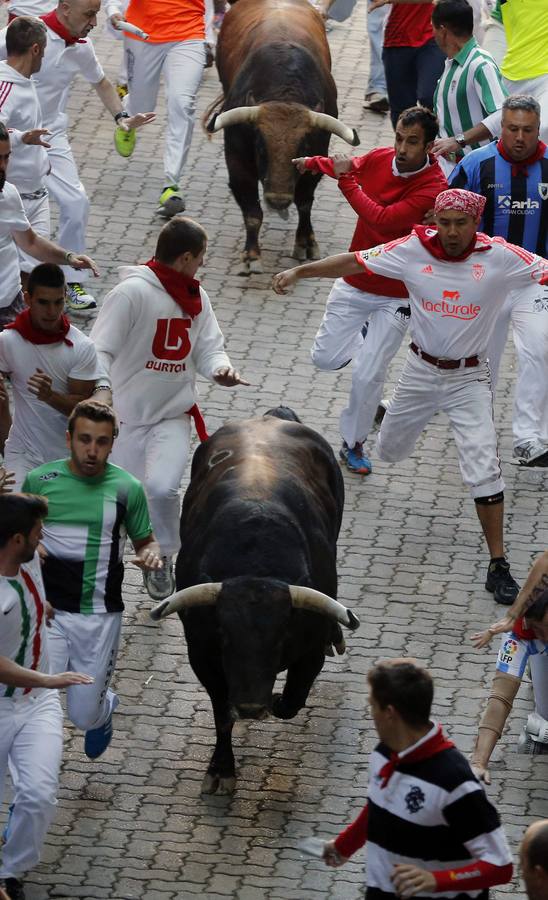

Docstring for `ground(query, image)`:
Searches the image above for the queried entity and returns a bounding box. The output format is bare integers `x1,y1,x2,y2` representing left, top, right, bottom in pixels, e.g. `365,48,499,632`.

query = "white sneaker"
66,283,97,315
143,556,175,602
513,440,548,467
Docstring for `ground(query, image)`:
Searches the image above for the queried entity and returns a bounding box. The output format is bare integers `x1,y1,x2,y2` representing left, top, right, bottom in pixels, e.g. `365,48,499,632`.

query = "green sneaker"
157,185,185,218
114,125,136,158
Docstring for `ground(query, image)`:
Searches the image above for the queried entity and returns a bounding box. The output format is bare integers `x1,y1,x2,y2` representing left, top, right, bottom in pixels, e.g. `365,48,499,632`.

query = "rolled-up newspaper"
113,20,149,40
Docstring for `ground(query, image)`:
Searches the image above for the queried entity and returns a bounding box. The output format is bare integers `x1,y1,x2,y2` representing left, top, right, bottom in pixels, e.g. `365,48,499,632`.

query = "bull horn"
150,583,222,620
208,106,260,132
288,586,360,630
308,111,360,147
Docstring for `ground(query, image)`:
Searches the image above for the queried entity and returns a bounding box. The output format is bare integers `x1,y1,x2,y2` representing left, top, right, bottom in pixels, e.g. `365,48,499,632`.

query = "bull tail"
202,93,225,137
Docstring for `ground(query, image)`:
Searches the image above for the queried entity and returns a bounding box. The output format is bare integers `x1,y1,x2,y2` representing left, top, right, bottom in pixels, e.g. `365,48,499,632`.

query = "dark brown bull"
206,0,359,273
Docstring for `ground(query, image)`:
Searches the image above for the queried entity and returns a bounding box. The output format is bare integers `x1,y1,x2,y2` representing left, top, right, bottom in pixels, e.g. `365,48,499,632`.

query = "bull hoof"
201,773,219,794
201,772,237,795
248,258,263,274
272,693,300,720
307,242,320,260
217,776,237,795
291,243,307,261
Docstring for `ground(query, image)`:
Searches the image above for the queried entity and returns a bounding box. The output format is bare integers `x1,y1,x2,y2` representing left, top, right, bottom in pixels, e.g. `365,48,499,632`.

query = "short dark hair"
432,0,474,38
527,821,548,872
155,217,207,265
27,263,66,296
368,661,434,728
525,588,548,623
67,400,118,437
0,493,48,548
502,94,541,119
0,122,9,144
397,106,439,145
6,15,46,55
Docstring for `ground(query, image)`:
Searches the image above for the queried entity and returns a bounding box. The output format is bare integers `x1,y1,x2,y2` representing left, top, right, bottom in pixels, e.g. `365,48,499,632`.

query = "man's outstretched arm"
272,253,361,294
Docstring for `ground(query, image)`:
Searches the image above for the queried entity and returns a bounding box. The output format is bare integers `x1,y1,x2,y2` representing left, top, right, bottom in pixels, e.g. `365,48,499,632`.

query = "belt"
410,342,479,370
20,187,48,201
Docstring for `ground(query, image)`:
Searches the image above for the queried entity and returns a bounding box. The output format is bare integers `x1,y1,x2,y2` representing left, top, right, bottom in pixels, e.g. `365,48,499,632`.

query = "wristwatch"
454,132,467,149
114,111,130,124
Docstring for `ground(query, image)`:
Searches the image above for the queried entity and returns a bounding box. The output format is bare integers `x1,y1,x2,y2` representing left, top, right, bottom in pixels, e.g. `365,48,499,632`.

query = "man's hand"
109,12,125,26
66,253,100,276
213,367,250,387
368,0,391,9
322,839,348,867
471,759,491,785
118,112,156,132
131,545,163,571
391,864,437,898
471,617,513,650
332,153,353,177
431,136,459,157
292,157,310,174
0,467,15,495
45,601,55,627
22,128,51,148
272,269,298,295
27,369,53,403
42,671,94,688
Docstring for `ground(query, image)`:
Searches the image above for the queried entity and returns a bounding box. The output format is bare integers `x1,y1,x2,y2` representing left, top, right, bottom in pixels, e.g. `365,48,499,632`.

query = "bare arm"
93,77,156,130
272,253,361,294
471,671,521,783
26,372,96,417
13,229,98,275
432,123,494,157
0,655,94,689
131,534,163,571
472,551,548,649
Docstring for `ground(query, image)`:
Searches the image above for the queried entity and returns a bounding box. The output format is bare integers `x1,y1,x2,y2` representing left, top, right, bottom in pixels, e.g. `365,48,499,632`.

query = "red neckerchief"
379,724,454,789
40,10,86,46
146,259,202,319
4,308,73,346
497,139,547,178
413,224,491,262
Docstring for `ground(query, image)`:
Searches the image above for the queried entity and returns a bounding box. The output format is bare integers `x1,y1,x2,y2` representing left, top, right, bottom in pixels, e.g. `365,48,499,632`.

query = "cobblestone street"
2,4,548,898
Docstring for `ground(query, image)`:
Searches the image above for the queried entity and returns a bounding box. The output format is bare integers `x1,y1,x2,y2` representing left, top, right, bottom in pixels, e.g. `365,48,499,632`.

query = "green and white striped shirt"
433,37,507,151
0,554,50,699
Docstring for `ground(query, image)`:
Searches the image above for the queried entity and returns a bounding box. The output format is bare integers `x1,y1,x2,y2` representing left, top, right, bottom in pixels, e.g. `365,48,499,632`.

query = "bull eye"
208,449,233,469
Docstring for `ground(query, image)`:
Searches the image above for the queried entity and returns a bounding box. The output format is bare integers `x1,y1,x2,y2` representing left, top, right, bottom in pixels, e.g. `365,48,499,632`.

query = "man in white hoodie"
90,217,248,601
0,17,52,288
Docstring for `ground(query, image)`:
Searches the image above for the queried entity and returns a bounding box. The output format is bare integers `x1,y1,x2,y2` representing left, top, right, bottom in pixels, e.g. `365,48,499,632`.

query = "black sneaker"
485,559,519,606
4,878,26,900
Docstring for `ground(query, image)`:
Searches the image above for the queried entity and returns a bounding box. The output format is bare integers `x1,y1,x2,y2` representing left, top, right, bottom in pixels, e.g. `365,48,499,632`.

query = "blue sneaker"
84,714,113,759
339,442,372,475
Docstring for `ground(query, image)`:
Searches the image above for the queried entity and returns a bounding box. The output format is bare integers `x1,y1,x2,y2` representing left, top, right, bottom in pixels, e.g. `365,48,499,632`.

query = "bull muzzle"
150,583,360,631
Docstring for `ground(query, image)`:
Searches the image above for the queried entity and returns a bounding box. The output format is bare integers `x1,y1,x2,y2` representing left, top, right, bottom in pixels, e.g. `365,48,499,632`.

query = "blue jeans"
383,39,445,129
366,6,388,95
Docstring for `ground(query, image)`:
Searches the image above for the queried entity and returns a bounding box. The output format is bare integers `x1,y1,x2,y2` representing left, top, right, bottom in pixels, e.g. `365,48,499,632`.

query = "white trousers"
4,448,44,492
0,691,63,880
487,282,548,448
376,351,505,498
111,416,191,558
311,279,410,448
503,74,548,144
125,38,206,187
46,610,121,731
44,131,90,282
531,653,548,720
18,191,51,274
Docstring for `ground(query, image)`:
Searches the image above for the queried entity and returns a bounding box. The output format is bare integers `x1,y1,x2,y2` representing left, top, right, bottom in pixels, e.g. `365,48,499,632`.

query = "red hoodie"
304,148,447,297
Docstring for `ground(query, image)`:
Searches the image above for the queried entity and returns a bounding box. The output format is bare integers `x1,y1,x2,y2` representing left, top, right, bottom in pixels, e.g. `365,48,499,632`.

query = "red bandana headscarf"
40,10,86,46
145,259,202,319
378,724,454,789
434,188,486,220
5,308,73,346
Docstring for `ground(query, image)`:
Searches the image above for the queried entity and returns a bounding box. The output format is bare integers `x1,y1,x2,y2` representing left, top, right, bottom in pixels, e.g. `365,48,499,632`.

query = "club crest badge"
538,183,548,201
472,264,485,281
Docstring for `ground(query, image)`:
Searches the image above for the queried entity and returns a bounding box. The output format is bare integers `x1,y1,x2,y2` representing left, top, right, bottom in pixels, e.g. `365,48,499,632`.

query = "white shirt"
7,0,55,17
0,24,104,136
0,61,49,193
356,231,548,359
90,265,231,427
0,181,30,307
0,553,50,700
0,324,103,465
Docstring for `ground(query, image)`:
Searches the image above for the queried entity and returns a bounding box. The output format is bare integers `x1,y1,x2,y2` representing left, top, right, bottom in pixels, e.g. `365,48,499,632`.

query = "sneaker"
4,878,25,900
339,441,372,475
116,82,128,100
143,556,175,602
66,283,97,315
513,439,548,467
485,558,519,606
157,186,185,219
114,125,136,158
363,91,389,114
84,713,113,760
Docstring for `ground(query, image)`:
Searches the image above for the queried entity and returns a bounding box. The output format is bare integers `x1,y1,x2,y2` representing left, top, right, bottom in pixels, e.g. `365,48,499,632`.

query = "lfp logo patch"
503,639,518,656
